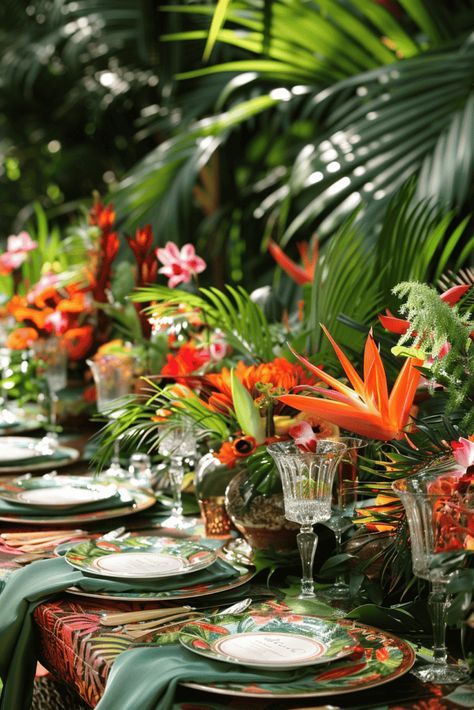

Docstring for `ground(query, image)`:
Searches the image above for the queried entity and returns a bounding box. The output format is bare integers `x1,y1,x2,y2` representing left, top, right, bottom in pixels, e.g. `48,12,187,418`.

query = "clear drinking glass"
393,462,472,683
267,439,347,599
0,347,17,426
323,437,367,601
87,354,135,478
158,422,197,529
34,337,67,452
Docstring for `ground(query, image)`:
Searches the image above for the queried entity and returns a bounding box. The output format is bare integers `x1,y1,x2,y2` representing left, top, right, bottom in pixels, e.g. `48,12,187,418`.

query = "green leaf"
231,369,265,443
202,0,232,62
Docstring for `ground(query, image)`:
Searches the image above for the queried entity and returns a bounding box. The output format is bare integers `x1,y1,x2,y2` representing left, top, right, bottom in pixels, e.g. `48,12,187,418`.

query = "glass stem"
297,525,318,598
430,582,449,666
333,529,346,587
49,388,59,443
112,438,121,465
169,456,184,519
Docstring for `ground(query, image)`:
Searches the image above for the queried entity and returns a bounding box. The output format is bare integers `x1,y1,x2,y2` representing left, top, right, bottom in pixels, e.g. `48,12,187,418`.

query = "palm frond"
133,283,276,361
278,35,474,240
307,212,383,357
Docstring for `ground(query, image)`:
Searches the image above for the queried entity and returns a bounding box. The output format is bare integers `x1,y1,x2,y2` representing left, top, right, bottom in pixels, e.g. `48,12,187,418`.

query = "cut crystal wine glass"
393,461,472,683
158,422,197,529
267,439,347,599
33,337,67,453
323,437,367,601
87,354,135,478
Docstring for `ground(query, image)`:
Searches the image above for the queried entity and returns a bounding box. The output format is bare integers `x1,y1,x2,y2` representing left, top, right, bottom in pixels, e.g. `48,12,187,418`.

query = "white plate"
11,484,117,508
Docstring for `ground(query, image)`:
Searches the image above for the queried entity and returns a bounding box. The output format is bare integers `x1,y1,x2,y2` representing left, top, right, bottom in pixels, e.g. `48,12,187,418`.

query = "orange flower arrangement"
7,281,94,361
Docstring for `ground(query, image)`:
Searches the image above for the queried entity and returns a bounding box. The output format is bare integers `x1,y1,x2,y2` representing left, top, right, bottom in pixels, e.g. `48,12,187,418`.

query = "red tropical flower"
268,239,318,285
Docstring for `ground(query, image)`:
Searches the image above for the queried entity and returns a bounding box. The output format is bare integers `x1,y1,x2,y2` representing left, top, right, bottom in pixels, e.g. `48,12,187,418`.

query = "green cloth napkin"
96,645,307,710
0,490,132,517
0,554,242,708
0,557,81,710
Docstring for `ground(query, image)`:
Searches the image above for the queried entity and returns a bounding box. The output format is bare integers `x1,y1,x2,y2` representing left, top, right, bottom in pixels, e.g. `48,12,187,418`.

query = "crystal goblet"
87,354,135,478
0,347,17,426
267,439,347,599
158,422,197,530
393,462,472,683
323,437,367,601
33,337,67,453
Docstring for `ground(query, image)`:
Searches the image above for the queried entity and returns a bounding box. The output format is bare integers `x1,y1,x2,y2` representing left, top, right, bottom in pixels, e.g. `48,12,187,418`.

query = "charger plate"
182,616,415,699
0,479,155,525
180,612,356,670
0,436,79,473
0,477,117,509
65,537,217,580
66,560,255,601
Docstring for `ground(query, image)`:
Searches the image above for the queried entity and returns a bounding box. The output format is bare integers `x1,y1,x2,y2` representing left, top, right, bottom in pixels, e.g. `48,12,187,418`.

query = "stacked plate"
0,475,156,525
63,536,255,602
0,436,79,474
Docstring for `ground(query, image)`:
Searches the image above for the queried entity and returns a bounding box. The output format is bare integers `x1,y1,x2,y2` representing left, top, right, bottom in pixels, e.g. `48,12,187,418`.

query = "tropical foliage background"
1,0,473,287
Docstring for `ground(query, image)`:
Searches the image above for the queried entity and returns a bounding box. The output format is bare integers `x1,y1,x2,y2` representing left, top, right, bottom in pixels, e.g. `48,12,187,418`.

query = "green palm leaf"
279,35,474,239
133,283,275,361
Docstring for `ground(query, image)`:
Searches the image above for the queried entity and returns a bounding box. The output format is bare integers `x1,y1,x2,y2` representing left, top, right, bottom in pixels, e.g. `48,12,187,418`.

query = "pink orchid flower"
7,232,37,254
44,311,69,336
451,437,474,470
289,421,318,452
0,231,38,274
156,242,206,288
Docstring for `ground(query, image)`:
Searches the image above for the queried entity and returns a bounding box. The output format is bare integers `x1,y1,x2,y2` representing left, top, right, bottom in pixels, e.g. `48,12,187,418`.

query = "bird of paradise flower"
279,326,423,441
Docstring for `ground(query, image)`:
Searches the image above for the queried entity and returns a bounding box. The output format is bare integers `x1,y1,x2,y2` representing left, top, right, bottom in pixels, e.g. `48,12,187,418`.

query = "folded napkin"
0,490,131,517
0,554,242,709
0,557,81,710
97,644,307,710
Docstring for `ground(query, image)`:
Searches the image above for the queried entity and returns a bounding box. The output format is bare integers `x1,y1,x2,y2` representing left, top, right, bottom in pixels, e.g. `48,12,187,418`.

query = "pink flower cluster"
0,232,37,274
156,242,206,288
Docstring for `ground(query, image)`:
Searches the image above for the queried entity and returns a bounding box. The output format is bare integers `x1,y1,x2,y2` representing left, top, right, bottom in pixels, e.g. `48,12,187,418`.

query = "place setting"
0,435,80,474
61,534,255,603
0,474,156,525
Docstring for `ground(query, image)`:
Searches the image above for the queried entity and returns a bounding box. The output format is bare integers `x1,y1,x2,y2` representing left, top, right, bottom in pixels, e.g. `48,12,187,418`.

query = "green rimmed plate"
0,477,155,525
0,436,79,473
183,616,415,699
180,612,356,670
65,537,217,580
0,476,117,509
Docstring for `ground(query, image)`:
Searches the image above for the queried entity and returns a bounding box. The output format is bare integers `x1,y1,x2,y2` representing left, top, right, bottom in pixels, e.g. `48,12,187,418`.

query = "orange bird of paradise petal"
268,239,318,285
279,325,423,440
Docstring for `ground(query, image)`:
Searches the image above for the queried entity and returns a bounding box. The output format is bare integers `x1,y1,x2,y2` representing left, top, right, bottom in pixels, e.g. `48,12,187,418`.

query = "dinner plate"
0,436,80,473
180,612,356,670
0,480,155,525
0,477,117,509
183,617,415,699
65,537,217,580
66,560,255,601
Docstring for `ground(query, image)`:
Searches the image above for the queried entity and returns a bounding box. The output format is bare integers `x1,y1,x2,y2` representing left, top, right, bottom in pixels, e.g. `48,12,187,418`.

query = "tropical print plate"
66,562,255,601
0,436,80,473
65,537,217,579
0,481,155,525
183,617,415,699
180,612,356,670
0,477,117,508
